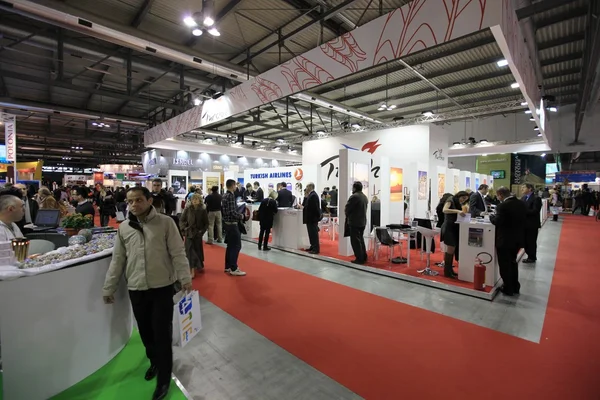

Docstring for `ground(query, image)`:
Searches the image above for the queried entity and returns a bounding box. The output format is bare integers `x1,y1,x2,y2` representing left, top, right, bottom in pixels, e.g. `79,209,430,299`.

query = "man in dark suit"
469,184,489,217
329,186,338,216
277,182,294,208
491,186,527,296
253,182,264,202
344,182,369,264
521,183,542,263
302,183,321,254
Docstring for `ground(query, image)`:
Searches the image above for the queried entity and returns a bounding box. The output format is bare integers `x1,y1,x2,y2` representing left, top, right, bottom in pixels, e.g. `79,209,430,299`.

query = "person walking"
521,183,542,264
204,186,223,244
491,187,527,296
99,186,116,227
302,183,321,254
102,187,192,400
222,179,248,276
344,181,369,264
180,193,209,277
258,190,278,251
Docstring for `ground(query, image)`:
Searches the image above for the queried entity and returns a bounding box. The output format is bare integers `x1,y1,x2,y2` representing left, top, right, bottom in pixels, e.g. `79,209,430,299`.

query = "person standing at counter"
302,183,321,255
491,187,527,296
0,191,25,241
277,182,294,208
235,182,245,201
253,181,264,202
72,186,95,219
180,193,209,276
521,183,542,264
205,186,223,244
441,191,470,278
222,179,248,276
469,184,488,217
245,183,254,202
103,187,192,400
258,190,278,251
344,182,369,265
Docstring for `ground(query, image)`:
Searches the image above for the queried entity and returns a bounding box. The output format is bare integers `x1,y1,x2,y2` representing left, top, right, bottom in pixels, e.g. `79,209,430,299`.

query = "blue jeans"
224,223,241,271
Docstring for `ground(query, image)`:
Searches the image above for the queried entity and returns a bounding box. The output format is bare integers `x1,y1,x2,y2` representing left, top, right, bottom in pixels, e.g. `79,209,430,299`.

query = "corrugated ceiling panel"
542,59,582,76
539,39,584,61
66,0,139,24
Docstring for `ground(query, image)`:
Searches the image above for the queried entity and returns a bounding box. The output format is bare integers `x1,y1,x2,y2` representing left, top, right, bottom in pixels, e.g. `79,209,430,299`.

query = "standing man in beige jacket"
103,186,192,400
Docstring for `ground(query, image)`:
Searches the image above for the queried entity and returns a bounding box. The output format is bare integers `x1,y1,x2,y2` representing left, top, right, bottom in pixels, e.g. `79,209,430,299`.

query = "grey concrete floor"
174,220,561,399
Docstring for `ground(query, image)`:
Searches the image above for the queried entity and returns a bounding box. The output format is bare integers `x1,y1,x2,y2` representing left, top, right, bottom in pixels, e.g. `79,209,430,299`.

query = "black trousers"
100,214,110,227
306,222,320,253
129,284,174,386
224,223,241,271
524,227,539,260
349,225,366,262
497,246,520,293
258,227,271,248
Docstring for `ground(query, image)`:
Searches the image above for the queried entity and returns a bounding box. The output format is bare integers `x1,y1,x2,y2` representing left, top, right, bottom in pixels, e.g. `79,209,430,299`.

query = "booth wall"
243,165,318,198
476,154,511,188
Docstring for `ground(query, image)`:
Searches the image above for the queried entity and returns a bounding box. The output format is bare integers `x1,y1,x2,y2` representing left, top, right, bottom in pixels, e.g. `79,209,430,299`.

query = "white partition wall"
379,157,408,226
460,170,472,192
408,162,429,219
339,149,371,257
378,157,390,227
224,171,238,187
431,166,447,211
202,172,221,195
473,173,482,190
446,168,460,194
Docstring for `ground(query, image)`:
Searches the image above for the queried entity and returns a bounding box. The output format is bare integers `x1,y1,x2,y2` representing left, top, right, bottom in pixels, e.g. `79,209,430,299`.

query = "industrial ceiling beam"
535,6,588,30
516,0,579,20
280,0,345,36
131,0,156,28
538,31,586,51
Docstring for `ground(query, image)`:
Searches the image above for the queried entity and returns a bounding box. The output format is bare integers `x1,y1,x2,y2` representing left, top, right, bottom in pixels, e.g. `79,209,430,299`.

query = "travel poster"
468,228,484,247
466,176,471,189
475,177,480,189
453,175,459,193
437,173,445,200
171,175,188,194
350,162,369,199
390,167,403,202
206,176,219,190
418,170,427,200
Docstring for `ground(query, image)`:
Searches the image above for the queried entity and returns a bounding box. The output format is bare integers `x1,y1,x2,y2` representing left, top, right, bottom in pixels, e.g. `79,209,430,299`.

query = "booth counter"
0,251,133,400
458,220,500,287
272,208,310,250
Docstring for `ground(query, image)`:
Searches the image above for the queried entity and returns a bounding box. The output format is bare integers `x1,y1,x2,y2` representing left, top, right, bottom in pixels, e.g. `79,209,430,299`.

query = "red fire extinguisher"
474,252,492,291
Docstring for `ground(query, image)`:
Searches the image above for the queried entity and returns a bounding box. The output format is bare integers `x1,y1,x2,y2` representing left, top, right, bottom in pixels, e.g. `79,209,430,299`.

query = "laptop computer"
31,209,61,232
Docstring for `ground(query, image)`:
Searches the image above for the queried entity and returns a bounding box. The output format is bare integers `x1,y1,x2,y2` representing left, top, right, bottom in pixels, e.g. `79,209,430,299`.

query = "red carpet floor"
193,214,599,399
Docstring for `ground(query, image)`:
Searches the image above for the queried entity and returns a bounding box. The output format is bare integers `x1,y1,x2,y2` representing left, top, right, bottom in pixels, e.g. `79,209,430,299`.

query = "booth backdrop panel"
202,172,221,195
477,154,511,188
168,170,189,194
460,171,473,192
0,255,133,400
243,165,319,199
410,162,429,219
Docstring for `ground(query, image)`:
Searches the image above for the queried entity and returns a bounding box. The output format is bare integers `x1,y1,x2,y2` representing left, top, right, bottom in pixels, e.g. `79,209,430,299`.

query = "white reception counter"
0,253,133,400
458,220,500,288
272,208,310,250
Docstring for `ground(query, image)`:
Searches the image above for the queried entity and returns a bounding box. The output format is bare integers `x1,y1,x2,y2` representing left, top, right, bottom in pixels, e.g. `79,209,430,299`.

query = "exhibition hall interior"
1,0,600,399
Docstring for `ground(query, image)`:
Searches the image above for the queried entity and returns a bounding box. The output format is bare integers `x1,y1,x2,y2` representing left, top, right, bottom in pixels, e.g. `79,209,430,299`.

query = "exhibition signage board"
4,115,16,163
477,154,511,188
145,1,502,146
556,171,597,184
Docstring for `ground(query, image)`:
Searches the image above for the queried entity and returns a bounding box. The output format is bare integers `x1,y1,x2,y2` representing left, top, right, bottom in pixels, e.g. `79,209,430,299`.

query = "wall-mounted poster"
418,170,427,200
390,167,403,202
453,175,459,193
206,176,219,190
466,176,471,188
171,175,188,194
437,173,446,200
350,163,370,200
475,177,480,189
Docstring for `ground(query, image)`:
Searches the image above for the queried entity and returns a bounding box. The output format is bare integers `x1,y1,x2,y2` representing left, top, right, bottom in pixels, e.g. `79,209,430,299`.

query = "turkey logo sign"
294,168,304,180
320,139,382,181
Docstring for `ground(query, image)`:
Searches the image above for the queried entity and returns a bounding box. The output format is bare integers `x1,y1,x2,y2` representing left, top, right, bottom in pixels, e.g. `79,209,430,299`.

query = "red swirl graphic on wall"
361,140,382,154
373,0,487,65
281,56,334,92
320,32,367,73
229,85,248,101
250,77,283,103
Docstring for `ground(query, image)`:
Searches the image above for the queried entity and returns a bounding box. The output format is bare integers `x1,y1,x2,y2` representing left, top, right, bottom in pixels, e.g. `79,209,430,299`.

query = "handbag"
172,290,202,347
115,207,125,222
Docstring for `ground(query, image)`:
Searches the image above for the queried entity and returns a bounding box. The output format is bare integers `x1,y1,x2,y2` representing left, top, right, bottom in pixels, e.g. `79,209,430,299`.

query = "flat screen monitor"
490,170,505,179
34,209,61,227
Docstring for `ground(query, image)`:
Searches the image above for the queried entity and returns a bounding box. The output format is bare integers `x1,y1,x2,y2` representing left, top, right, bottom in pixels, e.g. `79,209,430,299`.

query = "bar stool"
417,226,439,276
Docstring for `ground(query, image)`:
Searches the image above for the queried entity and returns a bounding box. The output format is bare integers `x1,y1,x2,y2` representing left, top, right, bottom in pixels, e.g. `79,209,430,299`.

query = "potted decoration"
62,213,94,236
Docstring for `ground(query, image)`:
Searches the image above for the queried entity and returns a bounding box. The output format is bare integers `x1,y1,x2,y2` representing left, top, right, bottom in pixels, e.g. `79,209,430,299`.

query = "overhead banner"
556,171,597,184
4,115,16,163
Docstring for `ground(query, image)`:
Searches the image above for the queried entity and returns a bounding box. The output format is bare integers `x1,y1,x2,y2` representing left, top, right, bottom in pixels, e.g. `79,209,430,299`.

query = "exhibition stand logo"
321,139,381,181
294,168,304,180
433,148,445,161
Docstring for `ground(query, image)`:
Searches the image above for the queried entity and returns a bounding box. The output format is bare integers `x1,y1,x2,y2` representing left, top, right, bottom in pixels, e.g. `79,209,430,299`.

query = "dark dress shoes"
152,383,170,400
523,259,536,264
144,365,158,381
309,250,319,255
264,246,271,251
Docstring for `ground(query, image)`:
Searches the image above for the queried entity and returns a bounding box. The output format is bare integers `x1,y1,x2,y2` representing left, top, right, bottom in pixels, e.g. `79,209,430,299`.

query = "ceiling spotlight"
534,126,539,131
208,28,220,36
529,117,535,121
537,132,542,137
422,111,434,117
482,154,488,157
192,28,203,36
521,102,528,106
511,82,520,89
497,59,509,67
92,122,98,126
524,110,532,114
480,139,488,143
452,142,460,146
183,16,197,27
548,106,558,112
541,153,546,157
203,16,214,27
193,98,202,106
351,123,361,129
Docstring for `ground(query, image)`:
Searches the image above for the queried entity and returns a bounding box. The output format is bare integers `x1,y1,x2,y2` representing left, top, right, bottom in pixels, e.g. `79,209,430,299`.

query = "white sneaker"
228,269,246,276
224,268,231,273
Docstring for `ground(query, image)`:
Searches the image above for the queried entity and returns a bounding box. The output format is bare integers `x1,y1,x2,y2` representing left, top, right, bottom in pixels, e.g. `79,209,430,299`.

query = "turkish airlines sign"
4,116,16,163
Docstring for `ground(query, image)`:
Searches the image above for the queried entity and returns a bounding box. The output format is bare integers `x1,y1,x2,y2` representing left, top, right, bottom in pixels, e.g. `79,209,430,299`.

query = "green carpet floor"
1,331,187,400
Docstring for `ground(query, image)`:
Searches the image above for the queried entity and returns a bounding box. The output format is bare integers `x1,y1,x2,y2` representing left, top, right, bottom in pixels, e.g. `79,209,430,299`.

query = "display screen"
545,163,558,174
35,209,60,226
0,145,10,164
490,170,505,179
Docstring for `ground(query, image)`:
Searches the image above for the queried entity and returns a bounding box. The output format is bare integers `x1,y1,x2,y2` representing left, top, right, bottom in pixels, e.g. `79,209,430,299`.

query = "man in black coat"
344,181,369,264
469,184,489,217
521,183,542,263
329,186,338,216
491,186,527,296
253,182,264,202
302,183,321,254
277,182,294,208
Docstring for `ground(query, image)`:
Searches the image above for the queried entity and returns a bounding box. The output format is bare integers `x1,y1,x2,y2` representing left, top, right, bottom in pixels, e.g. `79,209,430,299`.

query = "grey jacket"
103,207,191,296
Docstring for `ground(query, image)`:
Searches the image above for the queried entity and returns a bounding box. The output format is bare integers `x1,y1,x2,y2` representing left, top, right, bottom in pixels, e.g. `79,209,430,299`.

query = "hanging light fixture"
377,66,397,112
182,1,220,38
